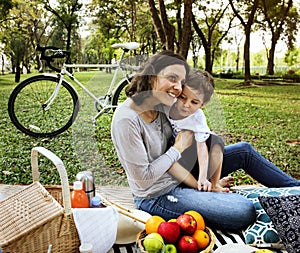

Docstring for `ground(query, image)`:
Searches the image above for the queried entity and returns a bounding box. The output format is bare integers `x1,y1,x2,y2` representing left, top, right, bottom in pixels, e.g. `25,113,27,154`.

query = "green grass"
0,72,299,187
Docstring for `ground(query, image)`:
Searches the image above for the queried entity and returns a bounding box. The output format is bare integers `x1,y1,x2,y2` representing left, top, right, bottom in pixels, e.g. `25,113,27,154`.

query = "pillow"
234,187,300,248
259,194,300,253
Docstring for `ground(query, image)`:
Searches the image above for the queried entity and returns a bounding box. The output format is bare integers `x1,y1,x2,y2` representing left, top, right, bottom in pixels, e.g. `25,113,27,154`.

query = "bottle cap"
91,196,101,206
73,181,83,190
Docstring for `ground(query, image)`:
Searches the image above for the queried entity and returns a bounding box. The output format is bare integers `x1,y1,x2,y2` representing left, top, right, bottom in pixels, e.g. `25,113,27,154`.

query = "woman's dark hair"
126,50,190,105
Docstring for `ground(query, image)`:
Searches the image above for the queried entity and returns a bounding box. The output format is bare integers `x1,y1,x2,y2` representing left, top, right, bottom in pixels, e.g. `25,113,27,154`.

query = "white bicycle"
8,42,140,138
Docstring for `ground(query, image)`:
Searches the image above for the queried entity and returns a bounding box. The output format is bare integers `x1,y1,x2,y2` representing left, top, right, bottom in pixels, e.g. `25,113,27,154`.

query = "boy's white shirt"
163,102,211,142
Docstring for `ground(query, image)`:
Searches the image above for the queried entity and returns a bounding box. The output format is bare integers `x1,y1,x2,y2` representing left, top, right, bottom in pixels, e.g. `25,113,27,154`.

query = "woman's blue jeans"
134,142,300,230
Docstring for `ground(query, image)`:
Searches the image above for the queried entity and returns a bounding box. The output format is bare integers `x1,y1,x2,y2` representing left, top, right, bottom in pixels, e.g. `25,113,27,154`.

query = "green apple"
143,232,164,253
165,244,177,253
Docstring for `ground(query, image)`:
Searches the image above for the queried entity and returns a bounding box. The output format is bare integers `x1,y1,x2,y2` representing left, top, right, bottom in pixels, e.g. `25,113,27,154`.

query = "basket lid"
0,182,64,247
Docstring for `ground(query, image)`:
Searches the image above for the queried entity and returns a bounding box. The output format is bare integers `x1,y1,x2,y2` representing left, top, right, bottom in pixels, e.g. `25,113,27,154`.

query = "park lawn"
0,72,299,186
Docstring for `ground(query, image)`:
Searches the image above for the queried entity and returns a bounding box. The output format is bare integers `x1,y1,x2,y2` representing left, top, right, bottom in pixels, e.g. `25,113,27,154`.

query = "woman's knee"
221,197,256,230
238,198,256,226
237,142,253,153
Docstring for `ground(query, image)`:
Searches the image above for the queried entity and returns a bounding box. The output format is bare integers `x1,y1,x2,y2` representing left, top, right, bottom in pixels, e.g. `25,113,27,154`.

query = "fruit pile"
141,210,212,253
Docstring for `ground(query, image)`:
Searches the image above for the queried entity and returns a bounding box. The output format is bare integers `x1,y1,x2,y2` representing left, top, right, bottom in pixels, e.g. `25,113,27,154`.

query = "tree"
148,0,193,58
90,0,151,61
192,0,235,73
0,0,13,22
284,46,299,67
1,0,47,81
258,0,299,75
179,0,193,58
229,0,259,84
148,0,175,51
42,0,82,52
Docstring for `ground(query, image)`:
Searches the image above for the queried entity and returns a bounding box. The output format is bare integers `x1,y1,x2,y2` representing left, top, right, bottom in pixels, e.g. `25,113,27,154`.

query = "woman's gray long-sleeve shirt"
111,98,182,198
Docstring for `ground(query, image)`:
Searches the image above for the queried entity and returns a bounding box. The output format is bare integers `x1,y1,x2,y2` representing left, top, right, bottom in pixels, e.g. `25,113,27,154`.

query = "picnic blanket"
99,185,289,253
0,184,289,252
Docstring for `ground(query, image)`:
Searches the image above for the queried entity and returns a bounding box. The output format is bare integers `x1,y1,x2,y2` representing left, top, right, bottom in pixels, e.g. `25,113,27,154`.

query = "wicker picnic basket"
136,227,215,253
0,147,80,253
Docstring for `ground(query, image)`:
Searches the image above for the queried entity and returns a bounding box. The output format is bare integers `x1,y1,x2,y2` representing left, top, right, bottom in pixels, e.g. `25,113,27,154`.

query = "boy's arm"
168,162,198,189
196,141,211,191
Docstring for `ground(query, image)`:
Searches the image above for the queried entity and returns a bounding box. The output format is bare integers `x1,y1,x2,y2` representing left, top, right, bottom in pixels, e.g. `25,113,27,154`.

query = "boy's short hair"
186,69,214,104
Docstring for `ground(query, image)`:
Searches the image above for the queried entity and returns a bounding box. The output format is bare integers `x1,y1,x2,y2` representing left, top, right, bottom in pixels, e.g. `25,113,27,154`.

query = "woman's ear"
150,75,158,88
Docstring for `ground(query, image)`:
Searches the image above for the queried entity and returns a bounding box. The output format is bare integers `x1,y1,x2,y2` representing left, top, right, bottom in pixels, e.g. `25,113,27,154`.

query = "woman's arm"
112,114,193,189
168,162,198,189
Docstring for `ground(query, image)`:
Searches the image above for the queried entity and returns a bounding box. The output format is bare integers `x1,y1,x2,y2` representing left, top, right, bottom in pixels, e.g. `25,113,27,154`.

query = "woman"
111,51,300,230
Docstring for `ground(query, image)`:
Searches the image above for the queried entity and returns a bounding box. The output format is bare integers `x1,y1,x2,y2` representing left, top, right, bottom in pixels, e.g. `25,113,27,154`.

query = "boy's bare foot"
212,184,230,193
219,176,234,188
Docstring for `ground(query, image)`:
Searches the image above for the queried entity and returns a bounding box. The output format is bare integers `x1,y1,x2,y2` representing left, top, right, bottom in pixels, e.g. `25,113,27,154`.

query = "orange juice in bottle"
71,181,89,208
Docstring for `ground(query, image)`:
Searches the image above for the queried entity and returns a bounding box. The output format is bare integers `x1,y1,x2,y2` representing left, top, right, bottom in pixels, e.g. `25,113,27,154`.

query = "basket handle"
31,147,72,215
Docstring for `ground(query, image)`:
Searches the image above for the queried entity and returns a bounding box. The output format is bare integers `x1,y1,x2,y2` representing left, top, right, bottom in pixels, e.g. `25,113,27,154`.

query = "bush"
282,73,300,82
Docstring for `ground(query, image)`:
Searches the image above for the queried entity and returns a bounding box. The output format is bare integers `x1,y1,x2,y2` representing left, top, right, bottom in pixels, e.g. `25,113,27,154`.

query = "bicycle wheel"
112,74,134,107
8,74,79,137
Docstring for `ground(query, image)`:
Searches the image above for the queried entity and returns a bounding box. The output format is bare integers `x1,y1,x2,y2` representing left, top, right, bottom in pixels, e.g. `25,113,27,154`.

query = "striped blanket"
110,228,287,252
99,186,287,253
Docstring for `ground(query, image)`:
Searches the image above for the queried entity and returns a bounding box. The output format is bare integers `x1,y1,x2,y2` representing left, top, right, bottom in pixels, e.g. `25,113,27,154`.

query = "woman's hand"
173,130,193,153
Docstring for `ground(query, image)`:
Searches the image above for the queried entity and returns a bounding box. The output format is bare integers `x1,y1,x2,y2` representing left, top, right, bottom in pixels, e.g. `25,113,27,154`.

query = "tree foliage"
0,0,13,22
229,0,260,84
192,0,235,73
257,0,298,75
147,0,194,58
41,0,82,52
1,0,50,81
0,0,299,81
89,0,152,60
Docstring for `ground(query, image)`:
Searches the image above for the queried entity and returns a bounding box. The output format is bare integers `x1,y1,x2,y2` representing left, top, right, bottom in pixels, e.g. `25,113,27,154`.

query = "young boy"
167,69,230,192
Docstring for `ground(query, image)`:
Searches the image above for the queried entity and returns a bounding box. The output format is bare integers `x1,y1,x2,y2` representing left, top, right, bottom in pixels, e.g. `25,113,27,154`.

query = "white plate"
214,243,258,253
115,209,151,244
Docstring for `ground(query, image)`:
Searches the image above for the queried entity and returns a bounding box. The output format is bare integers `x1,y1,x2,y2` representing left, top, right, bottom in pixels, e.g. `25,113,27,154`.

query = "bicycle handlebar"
36,45,70,72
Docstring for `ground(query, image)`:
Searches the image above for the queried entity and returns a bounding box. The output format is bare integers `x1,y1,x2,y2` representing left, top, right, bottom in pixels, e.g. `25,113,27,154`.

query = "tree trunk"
262,0,293,76
229,0,259,85
244,32,251,83
179,0,193,58
192,14,212,72
205,47,213,73
1,54,4,75
266,40,277,75
66,26,72,52
158,0,175,51
236,46,240,72
15,63,21,83
148,0,166,49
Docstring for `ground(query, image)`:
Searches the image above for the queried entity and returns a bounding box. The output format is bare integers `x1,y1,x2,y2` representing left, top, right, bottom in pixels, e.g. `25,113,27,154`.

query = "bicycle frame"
47,48,134,122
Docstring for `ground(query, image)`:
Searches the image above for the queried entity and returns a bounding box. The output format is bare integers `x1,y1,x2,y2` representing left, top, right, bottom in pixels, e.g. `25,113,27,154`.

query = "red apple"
157,221,181,244
177,235,198,253
176,214,197,235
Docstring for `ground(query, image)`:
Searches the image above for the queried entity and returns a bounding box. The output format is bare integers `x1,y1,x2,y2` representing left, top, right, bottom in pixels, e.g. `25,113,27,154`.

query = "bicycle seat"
112,42,139,50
